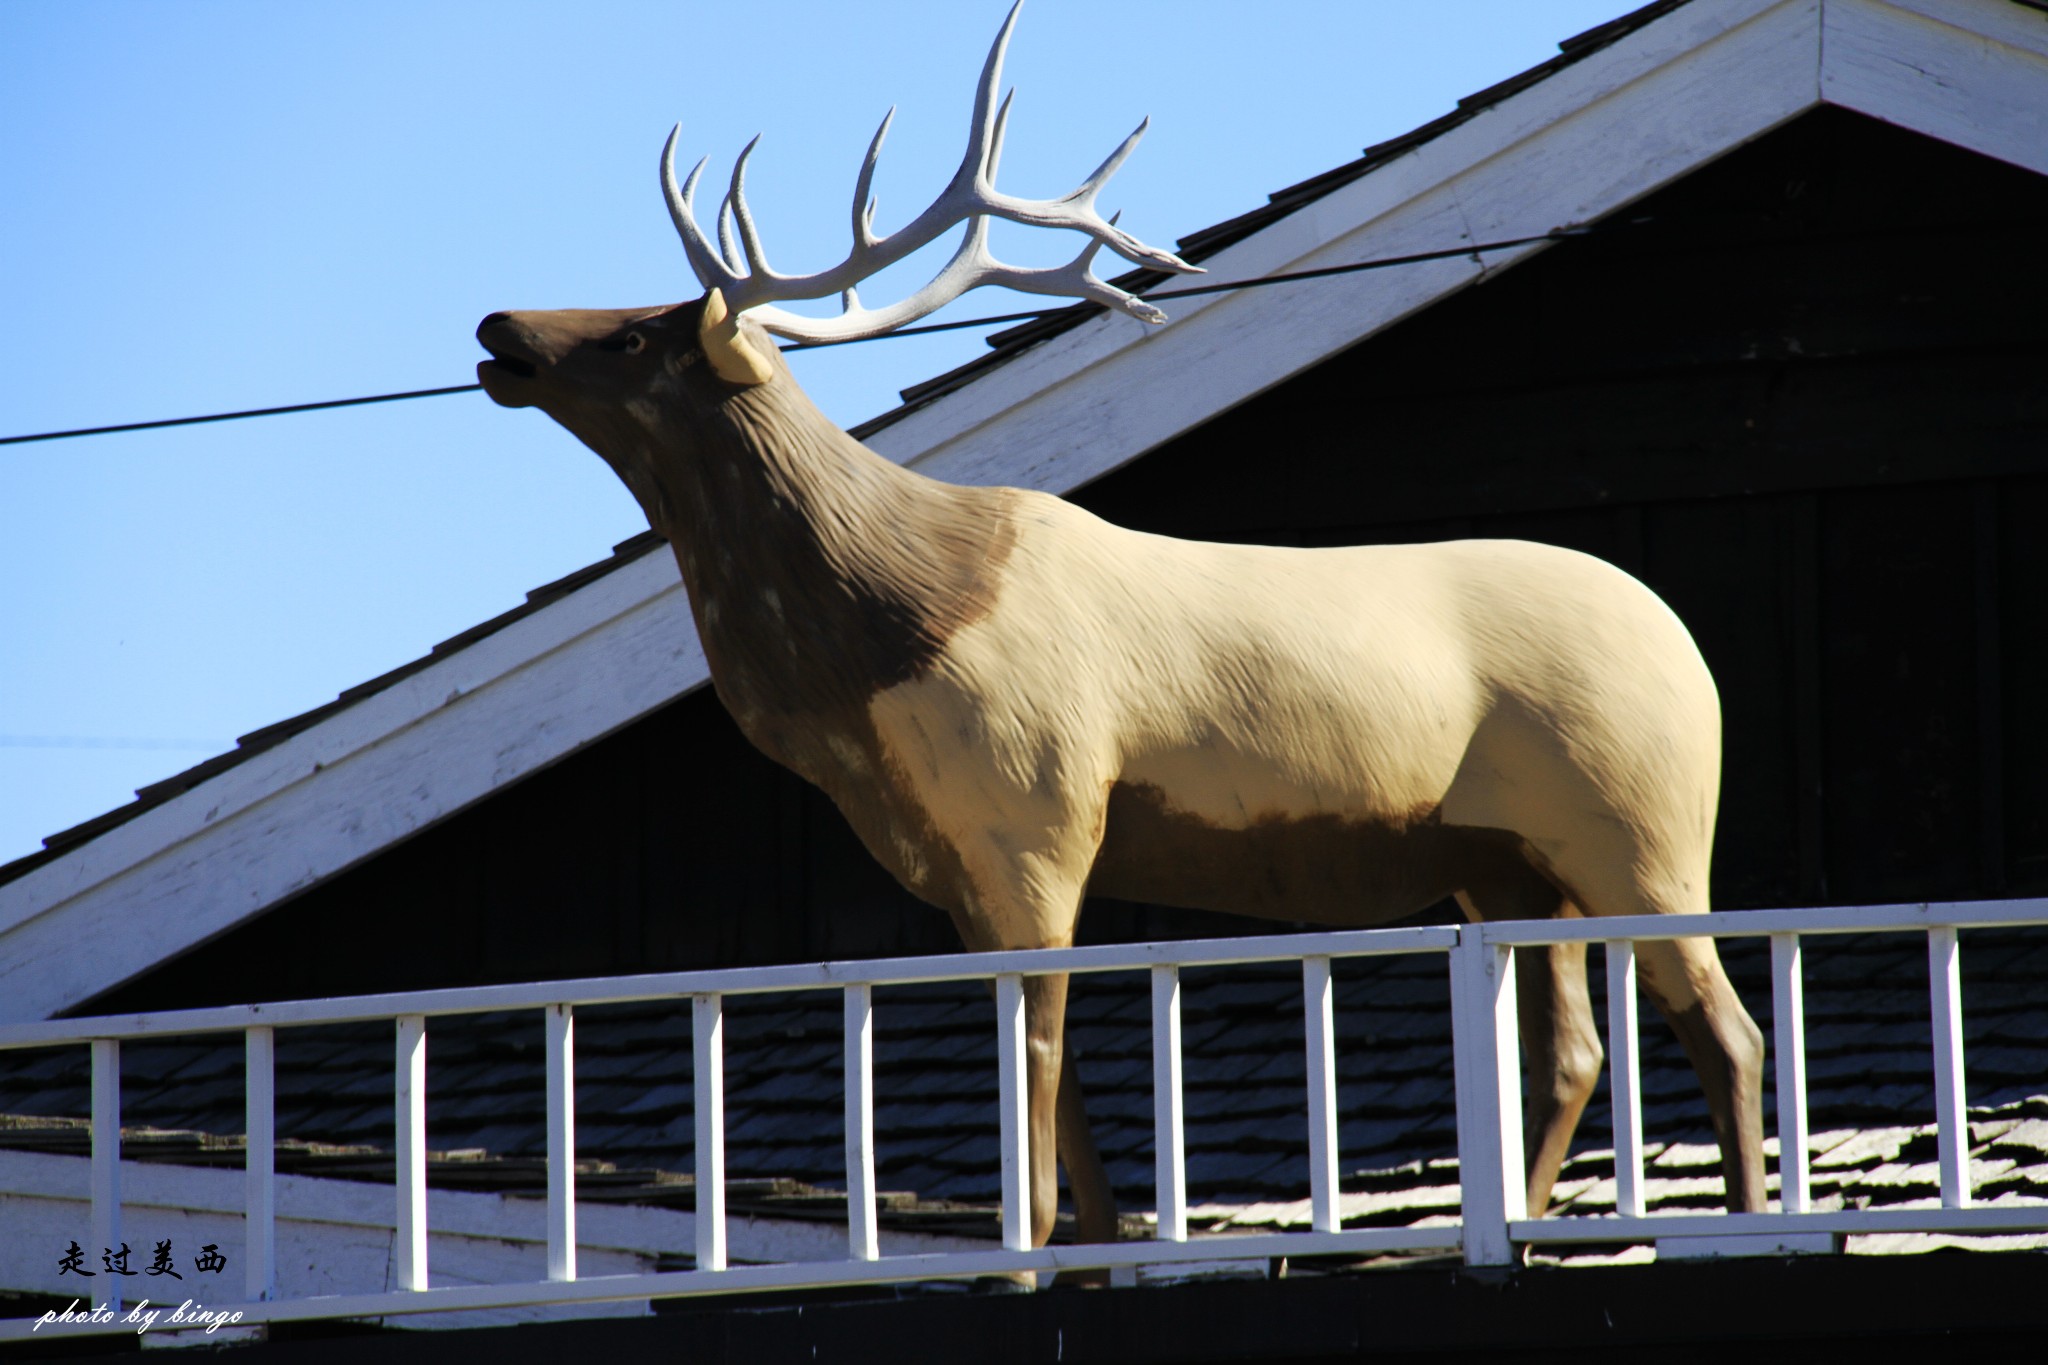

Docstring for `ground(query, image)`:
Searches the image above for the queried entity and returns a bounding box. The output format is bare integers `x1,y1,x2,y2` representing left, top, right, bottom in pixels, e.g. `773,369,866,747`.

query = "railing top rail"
7,898,2041,1051
1479,898,2048,947
0,924,1459,1050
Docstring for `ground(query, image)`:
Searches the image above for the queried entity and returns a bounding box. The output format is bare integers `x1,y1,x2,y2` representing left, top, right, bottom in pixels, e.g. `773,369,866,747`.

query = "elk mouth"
475,312,542,390
482,352,537,379
476,344,540,407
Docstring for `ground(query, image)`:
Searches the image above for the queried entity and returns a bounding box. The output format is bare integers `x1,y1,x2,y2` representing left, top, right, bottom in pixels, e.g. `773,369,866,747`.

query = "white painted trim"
0,546,683,940
1770,934,1812,1214
10,0,2048,1025
243,1026,276,1301
1928,926,1971,1207
995,973,1030,1253
0,1146,987,1334
1822,0,2048,176
1519,1204,2048,1243
544,1003,576,1281
878,0,1823,495
0,1222,1464,1341
692,992,726,1274
1449,937,1525,1267
842,984,879,1262
395,1015,428,1291
1301,957,1339,1235
1480,897,2048,944
0,548,700,1023
1605,941,1647,1220
1151,964,1187,1243
1862,0,2048,54
89,1040,121,1312
0,923,1463,1050
10,898,2045,1049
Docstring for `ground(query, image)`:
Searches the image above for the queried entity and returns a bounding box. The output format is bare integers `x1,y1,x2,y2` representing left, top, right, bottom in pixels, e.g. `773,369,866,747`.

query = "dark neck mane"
647,377,1018,734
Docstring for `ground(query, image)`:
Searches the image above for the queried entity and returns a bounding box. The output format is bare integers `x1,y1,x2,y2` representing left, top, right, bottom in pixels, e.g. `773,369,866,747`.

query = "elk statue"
476,2,1767,1257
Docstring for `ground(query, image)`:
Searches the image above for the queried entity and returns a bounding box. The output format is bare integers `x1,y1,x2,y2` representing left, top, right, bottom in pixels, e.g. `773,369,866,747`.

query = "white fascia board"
1822,0,2048,176
871,0,1823,491
0,1147,982,1331
0,548,701,1022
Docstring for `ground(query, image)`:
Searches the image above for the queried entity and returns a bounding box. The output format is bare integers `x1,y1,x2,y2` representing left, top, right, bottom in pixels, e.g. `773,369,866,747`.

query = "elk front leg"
945,812,1104,1263
1019,971,1072,1248
1516,940,1604,1216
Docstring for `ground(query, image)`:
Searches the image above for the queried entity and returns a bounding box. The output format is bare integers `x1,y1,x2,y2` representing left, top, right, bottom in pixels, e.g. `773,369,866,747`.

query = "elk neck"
643,373,1020,746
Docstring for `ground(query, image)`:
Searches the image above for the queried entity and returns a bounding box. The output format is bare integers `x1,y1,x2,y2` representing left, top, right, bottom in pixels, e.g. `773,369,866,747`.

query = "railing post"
1151,964,1187,1242
693,993,727,1271
545,1003,576,1282
245,1026,277,1302
394,1015,428,1291
1604,941,1645,1218
1928,926,1971,1208
1302,956,1340,1233
995,972,1031,1252
844,983,880,1261
90,1039,122,1311
1450,928,1524,1266
1770,933,1810,1213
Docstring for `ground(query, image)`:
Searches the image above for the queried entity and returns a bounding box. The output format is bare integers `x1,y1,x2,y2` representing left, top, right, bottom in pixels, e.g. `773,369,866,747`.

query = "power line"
0,225,1612,446
777,225,1603,347
0,384,484,447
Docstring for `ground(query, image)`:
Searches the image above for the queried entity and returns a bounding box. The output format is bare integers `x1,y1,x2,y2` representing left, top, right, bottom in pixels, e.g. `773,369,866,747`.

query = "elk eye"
624,332,646,354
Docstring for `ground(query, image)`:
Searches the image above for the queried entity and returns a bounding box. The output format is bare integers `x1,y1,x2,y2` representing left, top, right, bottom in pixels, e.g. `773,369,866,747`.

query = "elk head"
475,293,791,535
476,0,1200,501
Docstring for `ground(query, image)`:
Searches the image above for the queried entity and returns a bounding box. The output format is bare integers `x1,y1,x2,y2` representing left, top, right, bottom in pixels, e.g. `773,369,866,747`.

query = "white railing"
1,899,2044,1339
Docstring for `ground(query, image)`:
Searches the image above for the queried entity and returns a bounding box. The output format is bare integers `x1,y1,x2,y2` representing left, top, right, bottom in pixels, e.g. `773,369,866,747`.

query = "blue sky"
0,0,1636,864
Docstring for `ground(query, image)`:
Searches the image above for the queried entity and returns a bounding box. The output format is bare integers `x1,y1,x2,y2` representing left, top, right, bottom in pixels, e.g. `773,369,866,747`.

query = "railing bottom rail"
1515,1204,2048,1244
0,1227,1460,1341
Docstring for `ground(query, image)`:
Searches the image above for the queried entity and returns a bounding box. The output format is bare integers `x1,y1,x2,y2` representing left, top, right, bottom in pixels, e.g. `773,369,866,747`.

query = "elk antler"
660,1,1201,345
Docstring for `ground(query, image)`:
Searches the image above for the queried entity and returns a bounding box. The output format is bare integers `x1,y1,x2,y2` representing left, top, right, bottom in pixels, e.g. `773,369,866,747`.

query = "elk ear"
698,288,775,387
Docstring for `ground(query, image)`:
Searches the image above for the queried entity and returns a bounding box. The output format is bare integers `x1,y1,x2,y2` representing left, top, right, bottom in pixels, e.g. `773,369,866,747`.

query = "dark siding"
2002,475,2048,891
1817,485,1981,903
1644,497,1809,907
89,107,2048,1015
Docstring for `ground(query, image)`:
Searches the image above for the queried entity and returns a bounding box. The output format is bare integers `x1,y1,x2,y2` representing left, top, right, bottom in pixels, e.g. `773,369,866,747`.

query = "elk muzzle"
475,311,548,407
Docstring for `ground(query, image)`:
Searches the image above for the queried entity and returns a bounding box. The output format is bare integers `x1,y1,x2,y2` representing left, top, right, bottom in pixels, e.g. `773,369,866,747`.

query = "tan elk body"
477,4,1767,1251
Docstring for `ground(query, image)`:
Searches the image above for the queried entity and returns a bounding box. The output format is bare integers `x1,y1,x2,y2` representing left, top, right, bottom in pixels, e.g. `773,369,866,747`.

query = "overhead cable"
0,225,1615,446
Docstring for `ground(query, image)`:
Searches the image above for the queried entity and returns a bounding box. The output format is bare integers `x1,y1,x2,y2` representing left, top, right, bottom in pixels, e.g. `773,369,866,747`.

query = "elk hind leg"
1515,940,1604,1215
1458,864,1603,1216
1633,937,1767,1212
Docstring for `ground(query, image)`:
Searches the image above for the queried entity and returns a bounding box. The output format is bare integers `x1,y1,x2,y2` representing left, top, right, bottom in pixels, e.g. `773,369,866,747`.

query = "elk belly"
1089,777,1536,925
